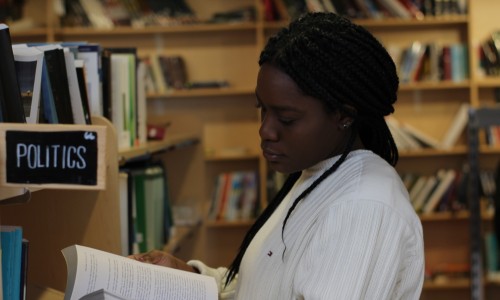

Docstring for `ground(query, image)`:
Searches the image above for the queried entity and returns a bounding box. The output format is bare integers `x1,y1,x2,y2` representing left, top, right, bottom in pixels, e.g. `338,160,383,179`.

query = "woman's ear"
338,104,357,130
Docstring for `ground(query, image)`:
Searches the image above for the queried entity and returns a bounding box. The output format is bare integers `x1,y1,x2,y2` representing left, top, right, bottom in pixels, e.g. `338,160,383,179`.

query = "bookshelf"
0,116,120,293
0,116,201,294
5,0,500,298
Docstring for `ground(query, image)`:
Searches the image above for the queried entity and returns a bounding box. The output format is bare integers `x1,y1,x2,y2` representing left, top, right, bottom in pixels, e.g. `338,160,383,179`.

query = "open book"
62,245,217,300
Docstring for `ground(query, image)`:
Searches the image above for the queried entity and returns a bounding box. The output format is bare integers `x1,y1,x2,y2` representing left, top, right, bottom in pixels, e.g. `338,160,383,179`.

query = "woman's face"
256,64,350,174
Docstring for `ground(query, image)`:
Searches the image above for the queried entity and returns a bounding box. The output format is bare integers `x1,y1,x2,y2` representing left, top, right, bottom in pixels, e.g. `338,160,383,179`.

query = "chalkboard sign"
0,123,106,190
6,130,98,185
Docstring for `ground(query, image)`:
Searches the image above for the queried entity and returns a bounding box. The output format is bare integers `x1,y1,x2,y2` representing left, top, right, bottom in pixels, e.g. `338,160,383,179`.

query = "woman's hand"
128,250,198,273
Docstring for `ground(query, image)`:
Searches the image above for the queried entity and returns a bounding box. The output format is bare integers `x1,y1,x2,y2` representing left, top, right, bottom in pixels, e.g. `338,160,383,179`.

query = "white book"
144,166,165,250
149,54,168,94
118,172,129,256
409,175,428,201
62,245,217,300
12,45,43,124
399,121,441,149
440,103,469,149
386,116,422,150
79,0,114,29
111,53,132,149
306,0,326,12
412,175,438,212
400,41,426,83
136,60,148,146
77,44,102,116
63,48,86,124
377,0,412,18
319,0,336,12
422,169,457,214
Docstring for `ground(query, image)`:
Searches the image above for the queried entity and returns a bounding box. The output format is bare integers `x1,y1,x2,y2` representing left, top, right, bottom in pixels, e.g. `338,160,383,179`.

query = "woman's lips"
262,148,282,161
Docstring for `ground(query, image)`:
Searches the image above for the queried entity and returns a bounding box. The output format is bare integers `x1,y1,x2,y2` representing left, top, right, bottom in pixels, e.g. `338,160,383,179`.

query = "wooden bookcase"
0,116,121,295
5,0,500,298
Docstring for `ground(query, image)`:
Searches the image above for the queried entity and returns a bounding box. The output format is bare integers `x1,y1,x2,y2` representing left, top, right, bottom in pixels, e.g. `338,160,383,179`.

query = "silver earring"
342,122,351,130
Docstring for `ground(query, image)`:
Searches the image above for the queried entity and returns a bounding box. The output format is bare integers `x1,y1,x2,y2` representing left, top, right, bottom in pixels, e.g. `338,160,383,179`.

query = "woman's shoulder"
339,150,420,226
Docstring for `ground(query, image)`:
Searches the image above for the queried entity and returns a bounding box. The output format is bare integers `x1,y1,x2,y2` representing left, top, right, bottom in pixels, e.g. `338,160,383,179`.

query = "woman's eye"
279,118,294,125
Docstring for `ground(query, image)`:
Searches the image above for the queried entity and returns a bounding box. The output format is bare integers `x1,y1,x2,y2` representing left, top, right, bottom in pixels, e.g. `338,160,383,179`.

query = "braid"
226,12,400,285
225,171,301,285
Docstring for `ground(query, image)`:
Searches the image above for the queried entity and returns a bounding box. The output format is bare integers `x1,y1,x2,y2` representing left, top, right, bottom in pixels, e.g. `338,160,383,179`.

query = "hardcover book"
0,24,26,123
12,45,43,124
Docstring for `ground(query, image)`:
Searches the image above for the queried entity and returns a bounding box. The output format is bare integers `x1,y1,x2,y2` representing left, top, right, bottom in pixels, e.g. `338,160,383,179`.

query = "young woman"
131,12,425,299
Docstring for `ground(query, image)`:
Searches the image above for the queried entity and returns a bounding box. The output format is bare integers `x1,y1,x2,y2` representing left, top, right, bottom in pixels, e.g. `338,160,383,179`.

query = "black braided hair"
225,12,399,285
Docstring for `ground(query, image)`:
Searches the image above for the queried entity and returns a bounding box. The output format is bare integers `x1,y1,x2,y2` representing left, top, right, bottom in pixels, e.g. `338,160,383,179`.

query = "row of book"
485,231,500,280
389,41,469,84
60,0,256,29
386,103,469,151
401,161,500,215
141,54,230,95
0,24,150,150
142,54,188,94
101,47,148,150
208,171,260,221
479,31,500,77
1,225,28,300
119,162,175,255
0,24,93,124
402,168,465,214
485,126,500,147
264,0,468,21
61,0,196,28
477,163,499,282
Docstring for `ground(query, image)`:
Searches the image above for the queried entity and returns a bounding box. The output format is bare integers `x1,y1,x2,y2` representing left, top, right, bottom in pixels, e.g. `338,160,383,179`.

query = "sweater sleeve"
293,199,424,300
187,260,238,299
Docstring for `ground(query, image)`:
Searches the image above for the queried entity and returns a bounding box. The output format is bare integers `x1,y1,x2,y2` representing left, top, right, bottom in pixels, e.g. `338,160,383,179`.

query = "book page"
62,245,217,300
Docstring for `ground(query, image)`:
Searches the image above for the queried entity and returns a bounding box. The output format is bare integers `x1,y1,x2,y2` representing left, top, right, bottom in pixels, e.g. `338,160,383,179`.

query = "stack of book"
263,0,467,21
385,103,469,151
119,162,175,255
209,170,259,221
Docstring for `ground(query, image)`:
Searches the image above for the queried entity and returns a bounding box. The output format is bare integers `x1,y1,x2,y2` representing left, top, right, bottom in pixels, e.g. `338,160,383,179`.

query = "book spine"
0,25,26,122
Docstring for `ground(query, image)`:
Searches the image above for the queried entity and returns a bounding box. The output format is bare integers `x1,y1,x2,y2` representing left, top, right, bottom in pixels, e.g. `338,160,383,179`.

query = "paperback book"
62,245,217,300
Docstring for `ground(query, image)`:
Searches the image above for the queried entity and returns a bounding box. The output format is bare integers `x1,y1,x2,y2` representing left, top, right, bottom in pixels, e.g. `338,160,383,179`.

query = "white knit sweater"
189,150,424,299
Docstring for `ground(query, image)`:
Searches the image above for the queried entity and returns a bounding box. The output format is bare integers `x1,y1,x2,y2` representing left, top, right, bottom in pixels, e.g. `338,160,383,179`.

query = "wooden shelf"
423,277,470,290
355,15,469,28
419,210,494,222
398,146,500,157
479,145,500,154
10,28,49,37
205,152,260,162
475,77,500,88
419,210,470,222
55,22,258,36
205,219,255,228
27,284,64,300
399,80,471,91
399,146,468,158
265,16,469,30
0,187,30,204
118,132,199,164
147,86,255,99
